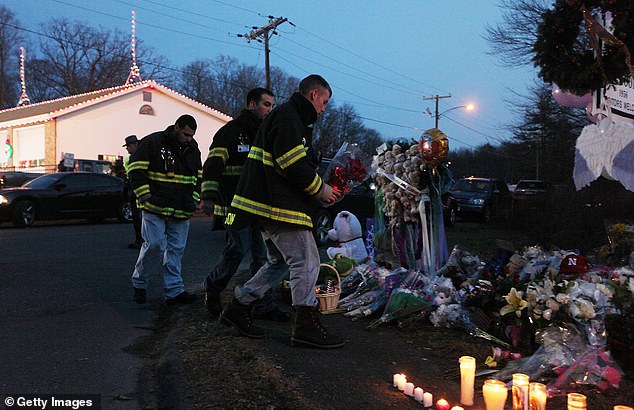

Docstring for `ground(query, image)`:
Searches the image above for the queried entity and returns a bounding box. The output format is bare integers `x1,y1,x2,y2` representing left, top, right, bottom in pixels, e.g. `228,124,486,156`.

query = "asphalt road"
0,217,222,409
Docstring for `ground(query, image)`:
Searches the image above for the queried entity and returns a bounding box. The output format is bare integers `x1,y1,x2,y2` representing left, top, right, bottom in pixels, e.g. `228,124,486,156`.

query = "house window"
139,104,155,116
143,91,152,102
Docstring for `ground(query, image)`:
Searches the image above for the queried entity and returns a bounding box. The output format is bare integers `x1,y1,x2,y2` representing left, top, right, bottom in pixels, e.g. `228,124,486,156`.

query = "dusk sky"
11,0,538,150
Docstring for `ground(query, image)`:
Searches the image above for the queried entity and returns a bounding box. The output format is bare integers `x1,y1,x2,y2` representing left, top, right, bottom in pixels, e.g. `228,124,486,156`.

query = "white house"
0,80,232,172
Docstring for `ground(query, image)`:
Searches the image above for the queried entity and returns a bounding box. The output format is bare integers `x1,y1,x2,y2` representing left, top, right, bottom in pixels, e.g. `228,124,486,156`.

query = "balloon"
552,84,592,107
418,128,448,167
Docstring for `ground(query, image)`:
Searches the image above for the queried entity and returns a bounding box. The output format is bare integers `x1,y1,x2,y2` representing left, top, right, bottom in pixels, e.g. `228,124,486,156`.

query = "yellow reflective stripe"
214,204,229,216
304,174,322,195
247,147,275,166
222,165,243,176
232,195,312,228
134,184,150,197
148,171,197,184
277,145,306,169
208,147,229,162
192,192,200,201
201,180,219,193
127,161,149,172
142,202,193,219
197,169,203,178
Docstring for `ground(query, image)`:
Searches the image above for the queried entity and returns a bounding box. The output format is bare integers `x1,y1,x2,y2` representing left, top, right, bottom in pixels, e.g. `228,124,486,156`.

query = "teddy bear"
326,210,369,263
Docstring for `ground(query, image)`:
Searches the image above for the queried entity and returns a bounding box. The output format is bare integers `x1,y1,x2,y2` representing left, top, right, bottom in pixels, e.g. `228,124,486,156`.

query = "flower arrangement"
322,142,369,199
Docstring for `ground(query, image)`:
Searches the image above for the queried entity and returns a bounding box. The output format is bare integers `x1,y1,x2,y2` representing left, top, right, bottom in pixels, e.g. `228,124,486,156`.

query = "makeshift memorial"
322,142,369,202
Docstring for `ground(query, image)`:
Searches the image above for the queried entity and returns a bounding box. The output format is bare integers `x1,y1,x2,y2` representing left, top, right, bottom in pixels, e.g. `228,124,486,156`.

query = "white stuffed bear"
326,210,369,263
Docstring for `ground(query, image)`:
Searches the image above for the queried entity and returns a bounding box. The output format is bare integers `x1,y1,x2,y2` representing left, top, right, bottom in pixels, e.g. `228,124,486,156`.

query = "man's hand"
317,183,341,204
201,199,215,216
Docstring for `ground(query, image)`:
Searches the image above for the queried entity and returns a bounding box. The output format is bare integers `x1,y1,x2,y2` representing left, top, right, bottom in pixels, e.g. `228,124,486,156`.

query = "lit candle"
482,379,508,410
424,392,433,407
414,387,424,402
397,374,407,392
614,406,634,410
512,373,530,410
451,407,464,410
459,356,476,406
393,373,401,387
567,393,586,410
405,382,415,396
529,382,547,410
436,398,450,410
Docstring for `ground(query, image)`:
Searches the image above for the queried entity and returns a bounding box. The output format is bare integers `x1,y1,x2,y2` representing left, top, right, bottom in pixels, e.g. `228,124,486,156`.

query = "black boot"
203,281,223,317
219,298,264,338
291,306,345,349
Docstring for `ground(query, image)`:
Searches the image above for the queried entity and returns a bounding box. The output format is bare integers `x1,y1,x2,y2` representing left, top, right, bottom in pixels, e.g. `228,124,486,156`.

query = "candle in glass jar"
436,398,450,410
423,392,433,407
414,387,424,402
459,356,476,406
404,382,415,396
567,393,586,410
512,373,530,410
482,379,508,410
529,382,547,410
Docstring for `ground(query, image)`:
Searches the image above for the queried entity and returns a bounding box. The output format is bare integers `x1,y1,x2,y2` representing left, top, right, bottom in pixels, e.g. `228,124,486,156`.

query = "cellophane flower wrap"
323,142,369,204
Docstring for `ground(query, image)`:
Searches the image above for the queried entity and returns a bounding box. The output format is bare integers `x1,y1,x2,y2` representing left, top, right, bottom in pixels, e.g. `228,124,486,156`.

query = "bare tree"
484,0,550,67
0,6,24,108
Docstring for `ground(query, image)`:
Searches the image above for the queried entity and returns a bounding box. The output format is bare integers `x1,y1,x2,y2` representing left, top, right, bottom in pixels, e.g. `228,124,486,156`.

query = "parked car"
0,172,132,227
512,179,552,199
312,158,458,245
450,177,512,223
0,171,44,189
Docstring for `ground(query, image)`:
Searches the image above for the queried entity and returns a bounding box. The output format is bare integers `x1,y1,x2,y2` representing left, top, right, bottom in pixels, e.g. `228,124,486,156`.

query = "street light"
434,104,474,128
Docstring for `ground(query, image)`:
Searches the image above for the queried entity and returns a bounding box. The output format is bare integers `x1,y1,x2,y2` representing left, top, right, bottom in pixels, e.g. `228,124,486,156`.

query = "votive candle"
436,398,450,410
414,387,424,402
397,374,407,392
451,407,464,410
614,406,634,410
567,393,586,410
405,382,415,396
393,373,401,387
459,356,476,406
529,382,547,410
482,379,508,410
424,392,433,407
512,373,530,410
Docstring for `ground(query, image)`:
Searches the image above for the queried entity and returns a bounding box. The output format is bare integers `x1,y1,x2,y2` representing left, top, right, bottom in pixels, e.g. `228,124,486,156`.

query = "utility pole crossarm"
423,94,451,129
241,17,288,89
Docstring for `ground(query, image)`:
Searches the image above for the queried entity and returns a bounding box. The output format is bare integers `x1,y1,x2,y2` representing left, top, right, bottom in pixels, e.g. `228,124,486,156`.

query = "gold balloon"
418,128,448,167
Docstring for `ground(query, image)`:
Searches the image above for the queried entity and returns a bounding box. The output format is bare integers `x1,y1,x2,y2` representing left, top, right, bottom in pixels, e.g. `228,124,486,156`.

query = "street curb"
157,314,192,410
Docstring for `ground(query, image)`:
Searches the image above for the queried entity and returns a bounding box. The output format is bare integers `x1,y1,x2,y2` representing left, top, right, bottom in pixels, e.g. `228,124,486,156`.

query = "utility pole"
422,94,451,128
240,16,288,89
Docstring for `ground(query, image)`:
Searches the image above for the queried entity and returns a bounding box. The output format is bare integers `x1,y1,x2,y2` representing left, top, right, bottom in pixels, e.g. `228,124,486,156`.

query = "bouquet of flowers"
322,142,369,203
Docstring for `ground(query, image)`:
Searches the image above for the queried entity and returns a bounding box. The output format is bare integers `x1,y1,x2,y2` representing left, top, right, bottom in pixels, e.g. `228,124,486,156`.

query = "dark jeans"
205,221,281,313
131,194,143,244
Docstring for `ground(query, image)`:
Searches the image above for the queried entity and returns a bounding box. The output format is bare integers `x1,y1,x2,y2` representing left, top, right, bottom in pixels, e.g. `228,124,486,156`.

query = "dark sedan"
0,172,132,227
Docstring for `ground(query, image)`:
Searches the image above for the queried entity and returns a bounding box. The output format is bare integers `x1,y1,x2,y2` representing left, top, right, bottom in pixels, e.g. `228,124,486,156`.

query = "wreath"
532,0,634,95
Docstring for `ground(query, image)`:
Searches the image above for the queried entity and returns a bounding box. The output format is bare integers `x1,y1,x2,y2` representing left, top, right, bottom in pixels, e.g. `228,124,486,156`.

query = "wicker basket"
316,263,341,312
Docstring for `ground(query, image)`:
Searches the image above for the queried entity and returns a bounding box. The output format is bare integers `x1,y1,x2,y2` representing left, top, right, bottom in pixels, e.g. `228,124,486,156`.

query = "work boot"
252,306,291,322
203,283,223,317
133,287,146,304
219,298,264,339
291,306,345,349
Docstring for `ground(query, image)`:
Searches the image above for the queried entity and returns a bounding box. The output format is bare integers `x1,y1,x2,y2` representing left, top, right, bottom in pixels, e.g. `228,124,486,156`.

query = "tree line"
0,3,598,186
